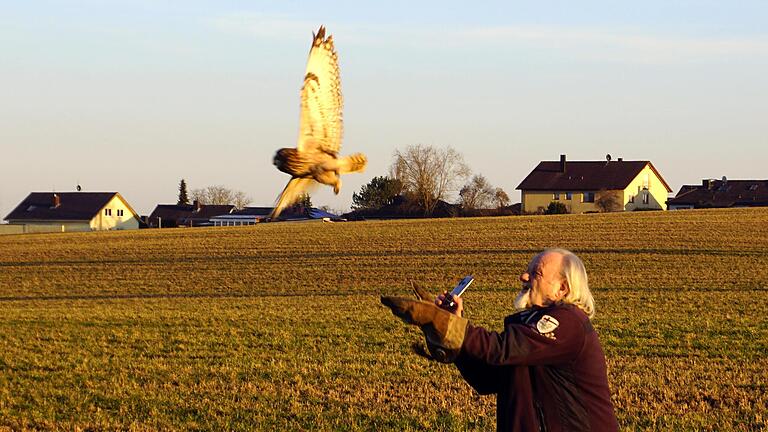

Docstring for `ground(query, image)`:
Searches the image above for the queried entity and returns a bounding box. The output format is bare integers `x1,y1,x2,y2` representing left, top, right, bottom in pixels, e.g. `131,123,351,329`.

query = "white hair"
549,248,595,319
514,248,596,319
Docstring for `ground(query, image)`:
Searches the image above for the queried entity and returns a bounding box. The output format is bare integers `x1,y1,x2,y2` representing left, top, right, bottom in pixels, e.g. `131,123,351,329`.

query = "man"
381,248,618,432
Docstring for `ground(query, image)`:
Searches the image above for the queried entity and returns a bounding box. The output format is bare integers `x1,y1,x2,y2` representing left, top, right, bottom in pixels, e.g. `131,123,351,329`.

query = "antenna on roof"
606,154,612,162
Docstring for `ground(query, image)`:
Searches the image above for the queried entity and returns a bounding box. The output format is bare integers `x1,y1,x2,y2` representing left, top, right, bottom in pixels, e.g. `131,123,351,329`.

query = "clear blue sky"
2,1,767,217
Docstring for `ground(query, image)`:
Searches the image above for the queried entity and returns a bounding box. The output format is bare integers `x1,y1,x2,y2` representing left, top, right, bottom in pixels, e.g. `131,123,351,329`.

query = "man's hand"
380,283,469,363
436,291,464,317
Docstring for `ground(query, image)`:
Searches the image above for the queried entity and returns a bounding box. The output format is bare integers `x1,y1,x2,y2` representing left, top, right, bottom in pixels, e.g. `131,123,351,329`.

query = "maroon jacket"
455,303,618,432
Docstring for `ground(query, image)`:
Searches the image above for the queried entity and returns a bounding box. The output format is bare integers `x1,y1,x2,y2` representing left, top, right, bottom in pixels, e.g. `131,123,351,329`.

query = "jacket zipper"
536,402,548,432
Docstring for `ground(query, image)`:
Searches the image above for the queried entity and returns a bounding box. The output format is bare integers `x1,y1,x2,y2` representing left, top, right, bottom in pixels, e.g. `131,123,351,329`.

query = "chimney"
52,193,61,208
193,200,202,211
702,179,713,189
617,157,623,162
560,154,566,173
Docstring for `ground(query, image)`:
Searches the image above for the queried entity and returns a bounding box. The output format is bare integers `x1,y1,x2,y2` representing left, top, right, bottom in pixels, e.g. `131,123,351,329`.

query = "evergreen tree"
352,176,403,210
177,179,190,205
289,193,313,216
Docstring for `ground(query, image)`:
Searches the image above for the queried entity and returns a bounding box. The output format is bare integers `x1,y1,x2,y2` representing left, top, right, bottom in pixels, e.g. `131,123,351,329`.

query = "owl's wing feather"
297,26,343,155
270,178,316,219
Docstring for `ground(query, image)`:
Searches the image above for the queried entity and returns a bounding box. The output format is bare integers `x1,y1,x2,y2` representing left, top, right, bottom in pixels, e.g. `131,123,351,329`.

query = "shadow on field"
0,291,379,303
0,247,764,268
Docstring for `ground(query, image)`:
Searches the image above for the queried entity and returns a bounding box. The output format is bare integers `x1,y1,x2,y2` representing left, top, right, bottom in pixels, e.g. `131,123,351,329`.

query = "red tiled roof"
516,160,671,192
4,192,119,221
668,180,768,207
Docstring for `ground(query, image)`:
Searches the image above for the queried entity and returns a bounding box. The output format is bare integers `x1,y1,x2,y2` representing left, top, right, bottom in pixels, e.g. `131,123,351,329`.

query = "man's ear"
559,279,570,297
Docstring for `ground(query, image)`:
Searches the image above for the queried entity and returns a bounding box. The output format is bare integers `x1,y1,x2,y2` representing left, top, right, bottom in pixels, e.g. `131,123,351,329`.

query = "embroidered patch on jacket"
536,315,560,335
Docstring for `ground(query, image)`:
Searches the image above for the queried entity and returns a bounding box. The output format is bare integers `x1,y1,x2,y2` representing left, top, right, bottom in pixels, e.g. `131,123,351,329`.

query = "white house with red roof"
4,192,141,232
516,155,672,214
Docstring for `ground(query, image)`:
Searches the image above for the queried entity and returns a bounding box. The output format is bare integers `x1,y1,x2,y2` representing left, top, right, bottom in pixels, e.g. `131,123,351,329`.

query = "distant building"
147,201,235,227
210,206,344,226
4,192,141,232
516,155,672,214
210,207,273,226
667,178,768,210
343,196,461,220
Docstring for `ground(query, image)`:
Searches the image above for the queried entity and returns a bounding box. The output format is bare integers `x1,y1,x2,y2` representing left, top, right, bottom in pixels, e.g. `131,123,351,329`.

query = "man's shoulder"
505,304,588,329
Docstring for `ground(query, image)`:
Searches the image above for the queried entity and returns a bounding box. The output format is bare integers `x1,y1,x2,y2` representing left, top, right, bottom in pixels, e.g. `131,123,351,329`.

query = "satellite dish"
722,176,727,183
76,184,82,191
606,154,612,161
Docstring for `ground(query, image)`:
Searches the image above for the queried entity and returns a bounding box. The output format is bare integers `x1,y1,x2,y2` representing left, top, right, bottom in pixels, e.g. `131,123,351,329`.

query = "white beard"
513,289,531,312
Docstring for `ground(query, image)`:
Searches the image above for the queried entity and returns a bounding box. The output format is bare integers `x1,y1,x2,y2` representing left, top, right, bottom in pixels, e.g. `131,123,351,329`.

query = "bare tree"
233,190,252,210
595,190,622,212
391,144,470,215
494,187,510,209
459,174,495,210
190,188,207,204
190,185,251,207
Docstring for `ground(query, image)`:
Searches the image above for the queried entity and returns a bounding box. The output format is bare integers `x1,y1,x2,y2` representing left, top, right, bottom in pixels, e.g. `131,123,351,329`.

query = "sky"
2,0,767,218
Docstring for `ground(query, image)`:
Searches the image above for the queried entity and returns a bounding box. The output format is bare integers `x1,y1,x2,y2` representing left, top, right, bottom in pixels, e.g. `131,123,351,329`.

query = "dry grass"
0,208,767,430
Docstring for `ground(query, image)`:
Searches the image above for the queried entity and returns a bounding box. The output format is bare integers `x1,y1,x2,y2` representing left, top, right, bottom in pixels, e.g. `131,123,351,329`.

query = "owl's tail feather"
274,148,312,177
338,153,367,174
270,177,315,220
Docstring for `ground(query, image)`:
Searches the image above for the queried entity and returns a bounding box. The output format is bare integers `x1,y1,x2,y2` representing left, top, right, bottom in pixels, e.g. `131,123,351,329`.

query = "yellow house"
517,155,672,214
4,192,141,232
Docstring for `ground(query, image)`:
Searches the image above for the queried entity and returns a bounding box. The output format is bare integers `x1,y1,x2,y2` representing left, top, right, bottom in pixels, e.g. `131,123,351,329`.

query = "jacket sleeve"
454,350,501,395
461,307,586,367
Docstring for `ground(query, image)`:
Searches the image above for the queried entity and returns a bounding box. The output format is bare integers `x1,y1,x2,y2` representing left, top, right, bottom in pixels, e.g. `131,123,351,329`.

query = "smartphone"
441,275,474,310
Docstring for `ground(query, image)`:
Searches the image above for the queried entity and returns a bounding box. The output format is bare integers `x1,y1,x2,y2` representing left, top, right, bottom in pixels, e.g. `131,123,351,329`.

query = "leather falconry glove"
380,283,468,363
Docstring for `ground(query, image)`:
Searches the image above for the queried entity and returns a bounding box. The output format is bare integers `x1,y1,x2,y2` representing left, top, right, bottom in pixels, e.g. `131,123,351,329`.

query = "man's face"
517,252,567,308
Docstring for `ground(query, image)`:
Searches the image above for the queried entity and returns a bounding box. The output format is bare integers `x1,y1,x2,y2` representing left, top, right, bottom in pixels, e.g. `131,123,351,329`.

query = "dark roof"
148,204,196,222
232,207,273,216
668,179,768,208
192,205,235,218
5,192,120,221
343,197,462,219
148,203,235,223
516,160,671,192
309,208,339,219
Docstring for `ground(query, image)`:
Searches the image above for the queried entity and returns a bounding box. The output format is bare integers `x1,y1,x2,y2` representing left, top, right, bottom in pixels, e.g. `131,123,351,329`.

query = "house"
210,207,273,226
4,192,141,232
147,201,235,227
667,178,768,210
209,206,344,225
516,155,672,214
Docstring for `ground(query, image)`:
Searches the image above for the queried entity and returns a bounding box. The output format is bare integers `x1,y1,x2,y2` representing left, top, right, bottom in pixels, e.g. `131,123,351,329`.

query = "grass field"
1,208,767,431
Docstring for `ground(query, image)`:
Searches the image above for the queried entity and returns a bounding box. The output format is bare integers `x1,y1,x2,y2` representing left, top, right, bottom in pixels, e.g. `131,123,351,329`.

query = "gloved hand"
380,283,469,363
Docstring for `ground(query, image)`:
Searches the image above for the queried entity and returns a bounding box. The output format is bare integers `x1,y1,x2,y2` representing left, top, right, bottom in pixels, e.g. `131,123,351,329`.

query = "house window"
583,192,595,203
117,209,124,217
565,192,572,200
642,192,649,205
553,192,560,200
750,184,758,191
104,209,112,216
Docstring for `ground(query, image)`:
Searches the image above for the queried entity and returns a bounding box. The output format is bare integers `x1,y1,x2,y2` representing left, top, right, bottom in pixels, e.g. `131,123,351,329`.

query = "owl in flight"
270,26,367,219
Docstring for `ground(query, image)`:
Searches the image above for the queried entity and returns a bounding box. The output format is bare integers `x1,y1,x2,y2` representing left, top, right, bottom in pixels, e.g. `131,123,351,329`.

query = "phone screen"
450,276,474,298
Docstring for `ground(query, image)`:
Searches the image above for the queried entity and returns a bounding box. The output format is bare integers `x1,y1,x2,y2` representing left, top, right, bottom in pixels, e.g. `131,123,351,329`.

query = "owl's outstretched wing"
270,178,316,219
297,26,343,156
